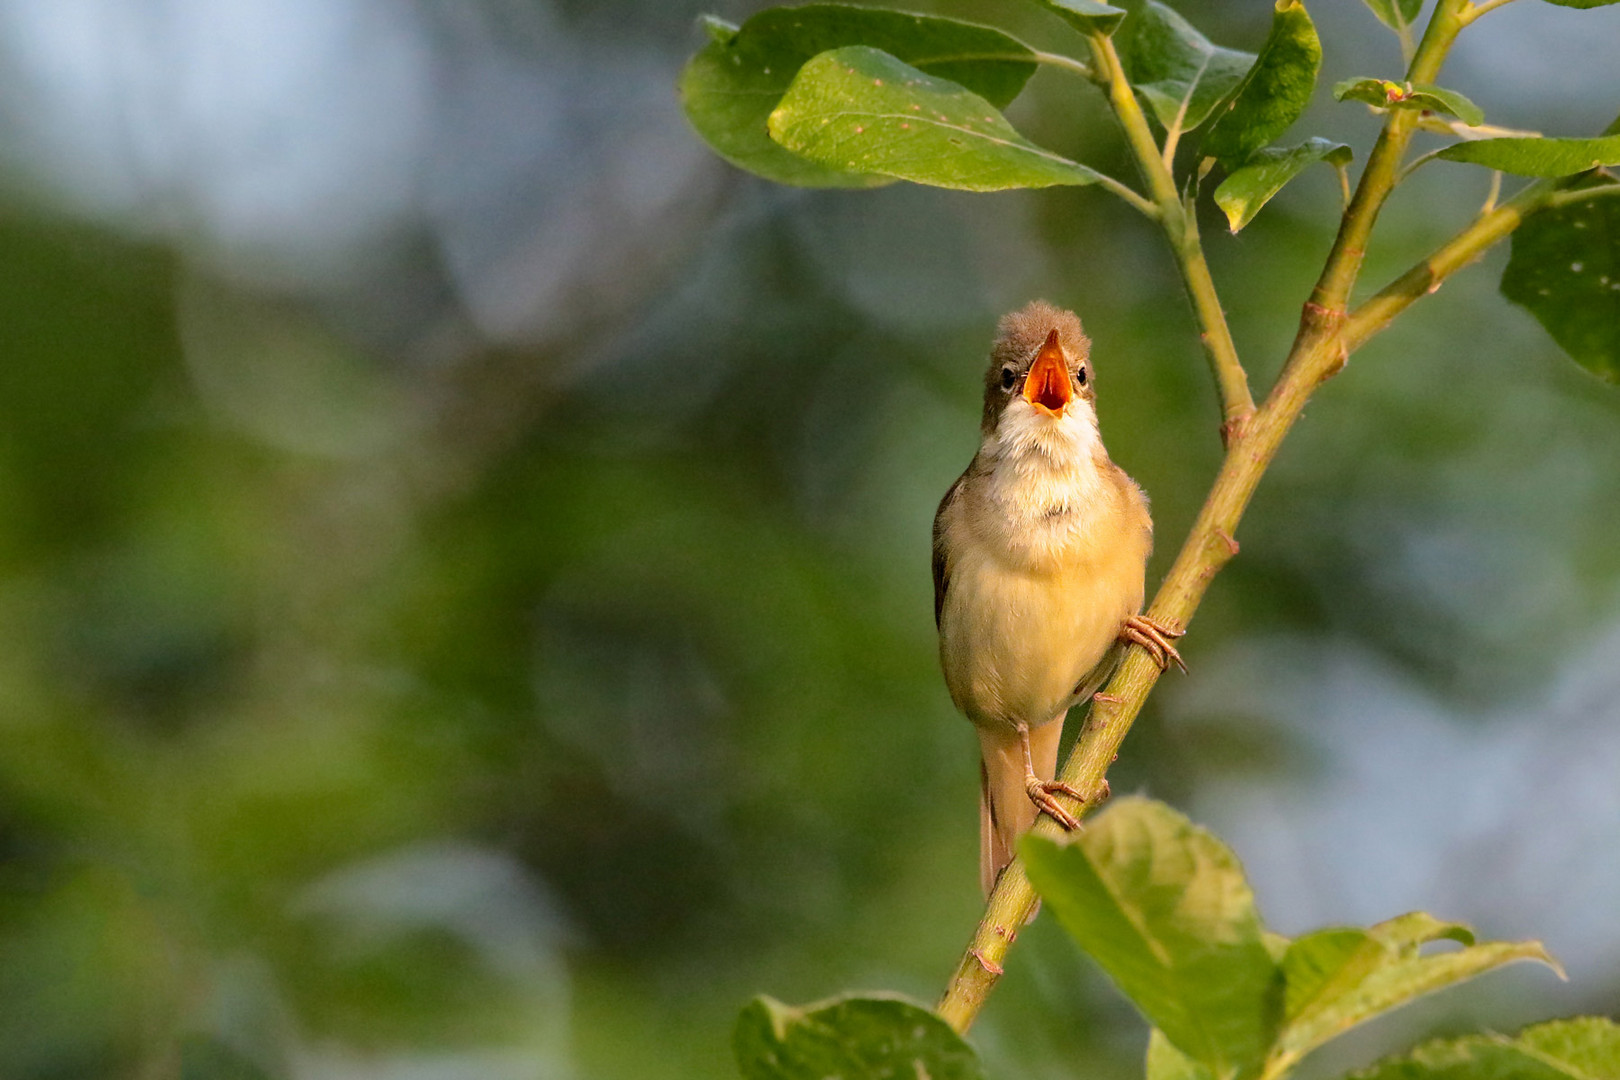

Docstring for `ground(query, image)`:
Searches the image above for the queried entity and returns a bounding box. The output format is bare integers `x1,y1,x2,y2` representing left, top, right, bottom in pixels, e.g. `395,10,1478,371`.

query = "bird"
932,300,1185,895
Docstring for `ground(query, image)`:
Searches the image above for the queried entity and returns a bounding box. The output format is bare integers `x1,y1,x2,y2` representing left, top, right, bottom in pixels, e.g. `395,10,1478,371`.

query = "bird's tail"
978,722,1062,896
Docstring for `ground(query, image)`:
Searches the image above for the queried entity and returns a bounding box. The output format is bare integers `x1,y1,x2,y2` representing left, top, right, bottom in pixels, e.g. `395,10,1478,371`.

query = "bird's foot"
1024,776,1086,831
1120,613,1187,673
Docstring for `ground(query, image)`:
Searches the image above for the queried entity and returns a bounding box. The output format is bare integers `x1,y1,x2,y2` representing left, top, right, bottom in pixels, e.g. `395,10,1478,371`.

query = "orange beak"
1022,329,1072,416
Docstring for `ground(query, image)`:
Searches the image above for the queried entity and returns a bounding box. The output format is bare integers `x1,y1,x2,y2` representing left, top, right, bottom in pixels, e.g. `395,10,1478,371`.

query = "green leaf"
768,47,1110,192
1368,911,1475,952
1516,1017,1620,1075
1501,182,1620,383
680,5,1038,187
1351,1017,1620,1080
1022,797,1282,1075
1274,932,1560,1065
734,994,984,1080
1146,1029,1216,1080
1119,1,1257,133
1333,78,1485,126
1540,0,1620,7
1437,134,1620,176
1202,0,1323,167
1214,137,1351,231
1360,0,1423,35
699,14,737,45
1031,0,1129,36
1280,928,1386,1024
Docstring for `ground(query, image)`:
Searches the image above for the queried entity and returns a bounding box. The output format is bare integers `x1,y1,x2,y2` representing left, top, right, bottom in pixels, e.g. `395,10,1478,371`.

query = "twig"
1303,0,1467,331
1096,175,1165,219
1546,179,1620,209
1031,49,1161,219
1161,52,1215,170
1086,31,1256,438
1397,145,1450,184
1459,0,1523,26
1334,159,1352,210
1031,49,1096,83
1343,175,1598,353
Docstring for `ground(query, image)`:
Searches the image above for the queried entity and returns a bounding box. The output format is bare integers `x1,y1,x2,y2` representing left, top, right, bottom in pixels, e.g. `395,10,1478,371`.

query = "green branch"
1096,174,1167,220
1458,0,1524,26
1032,48,1097,83
1299,0,1466,338
1345,179,1552,352
1087,32,1256,439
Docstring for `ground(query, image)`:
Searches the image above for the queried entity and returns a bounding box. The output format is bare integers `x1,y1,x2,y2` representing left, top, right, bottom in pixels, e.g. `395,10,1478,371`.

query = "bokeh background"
0,0,1617,1077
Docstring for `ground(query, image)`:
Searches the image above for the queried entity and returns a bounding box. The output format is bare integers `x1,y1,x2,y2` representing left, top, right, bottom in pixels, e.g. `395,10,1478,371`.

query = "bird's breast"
937,478,1148,731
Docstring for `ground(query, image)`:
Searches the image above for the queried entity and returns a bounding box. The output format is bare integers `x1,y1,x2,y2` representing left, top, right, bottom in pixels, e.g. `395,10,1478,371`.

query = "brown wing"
932,474,966,629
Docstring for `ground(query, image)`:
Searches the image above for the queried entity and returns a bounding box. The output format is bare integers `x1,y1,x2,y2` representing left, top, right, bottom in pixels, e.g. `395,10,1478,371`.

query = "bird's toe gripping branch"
1120,613,1187,673
1023,775,1085,831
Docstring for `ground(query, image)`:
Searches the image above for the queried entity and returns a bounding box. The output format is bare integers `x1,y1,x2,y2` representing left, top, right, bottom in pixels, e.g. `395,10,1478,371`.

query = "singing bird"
933,301,1184,894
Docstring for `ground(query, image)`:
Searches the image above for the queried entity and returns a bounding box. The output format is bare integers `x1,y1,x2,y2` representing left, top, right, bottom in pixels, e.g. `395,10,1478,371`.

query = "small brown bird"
933,301,1184,894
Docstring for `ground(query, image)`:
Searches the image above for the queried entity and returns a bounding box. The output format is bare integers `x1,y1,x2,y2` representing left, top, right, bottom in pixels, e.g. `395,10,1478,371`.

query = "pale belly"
938,543,1135,731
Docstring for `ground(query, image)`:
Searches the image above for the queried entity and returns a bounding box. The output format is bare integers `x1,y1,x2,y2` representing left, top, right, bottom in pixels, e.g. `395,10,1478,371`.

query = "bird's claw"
1025,776,1085,831
1120,614,1187,673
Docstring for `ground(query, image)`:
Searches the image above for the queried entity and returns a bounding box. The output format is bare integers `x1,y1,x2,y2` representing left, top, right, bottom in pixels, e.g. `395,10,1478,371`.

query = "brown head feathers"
982,300,1095,433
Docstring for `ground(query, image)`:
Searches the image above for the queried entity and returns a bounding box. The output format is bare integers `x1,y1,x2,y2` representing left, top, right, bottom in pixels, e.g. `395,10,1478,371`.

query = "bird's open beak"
1022,329,1072,416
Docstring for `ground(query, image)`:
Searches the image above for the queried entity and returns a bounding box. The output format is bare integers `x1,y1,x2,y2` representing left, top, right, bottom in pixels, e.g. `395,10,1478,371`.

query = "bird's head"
980,301,1099,460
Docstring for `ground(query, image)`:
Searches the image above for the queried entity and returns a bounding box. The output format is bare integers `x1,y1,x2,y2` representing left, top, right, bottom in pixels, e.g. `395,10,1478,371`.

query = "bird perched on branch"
933,301,1185,895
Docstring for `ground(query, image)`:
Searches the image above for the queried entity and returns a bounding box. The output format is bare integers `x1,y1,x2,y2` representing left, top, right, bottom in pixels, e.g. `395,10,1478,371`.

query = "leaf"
1119,1,1257,133
1031,0,1129,36
1436,134,1620,176
1368,911,1475,952
1540,0,1620,7
1022,797,1282,1075
1274,933,1561,1064
1146,1029,1216,1080
1202,0,1323,167
1501,183,1620,383
1333,78,1485,126
1516,1017,1620,1076
1360,0,1424,35
734,994,984,1080
768,47,1109,192
1214,137,1351,231
1280,928,1386,1024
680,5,1038,187
1350,1017,1620,1080
699,14,737,45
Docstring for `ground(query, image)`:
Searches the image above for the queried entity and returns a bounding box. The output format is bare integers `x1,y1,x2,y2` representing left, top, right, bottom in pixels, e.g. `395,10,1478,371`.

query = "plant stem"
1344,179,1553,352
1304,0,1466,326
1546,180,1620,209
937,0,1491,1035
1087,32,1256,438
1032,48,1096,82
1459,0,1523,26
1096,176,1166,220
1032,49,1162,218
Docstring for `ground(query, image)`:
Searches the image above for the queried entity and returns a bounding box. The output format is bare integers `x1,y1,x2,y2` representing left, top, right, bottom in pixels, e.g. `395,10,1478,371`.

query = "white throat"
980,399,1110,528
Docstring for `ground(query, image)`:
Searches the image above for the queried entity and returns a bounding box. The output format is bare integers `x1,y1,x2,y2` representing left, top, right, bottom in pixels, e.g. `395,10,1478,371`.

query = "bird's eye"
1000,367,1017,391
1076,365,1088,386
